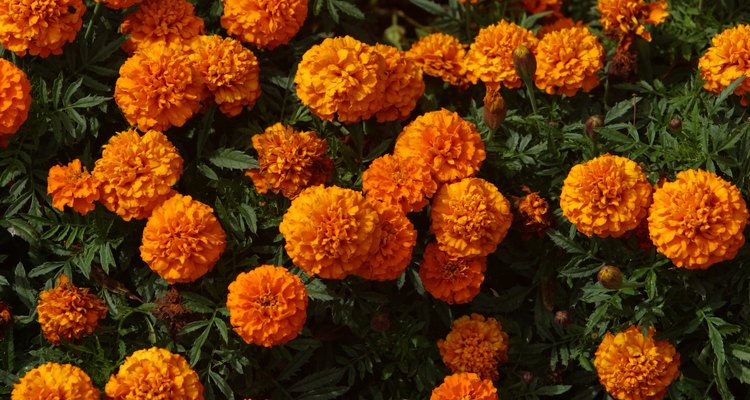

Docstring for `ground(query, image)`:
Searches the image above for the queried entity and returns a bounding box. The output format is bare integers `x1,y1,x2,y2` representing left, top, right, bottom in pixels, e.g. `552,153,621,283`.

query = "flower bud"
597,265,623,289
585,115,603,139
513,45,536,84
669,116,682,131
483,85,506,130
0,301,11,331
370,312,390,332
554,310,571,327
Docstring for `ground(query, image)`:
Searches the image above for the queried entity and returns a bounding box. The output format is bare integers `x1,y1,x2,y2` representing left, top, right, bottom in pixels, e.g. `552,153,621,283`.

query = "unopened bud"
370,312,390,332
585,115,603,139
513,45,536,84
597,265,623,289
669,116,682,131
483,85,506,130
554,310,571,328
0,301,11,333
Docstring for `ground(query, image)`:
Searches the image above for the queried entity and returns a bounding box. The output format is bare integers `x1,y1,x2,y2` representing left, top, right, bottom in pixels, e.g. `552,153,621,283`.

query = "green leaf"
708,319,726,366
70,95,110,109
14,263,35,310
535,385,572,396
409,0,445,15
1,218,39,244
714,76,746,107
605,98,640,124
331,0,364,19
547,230,586,255
209,148,259,170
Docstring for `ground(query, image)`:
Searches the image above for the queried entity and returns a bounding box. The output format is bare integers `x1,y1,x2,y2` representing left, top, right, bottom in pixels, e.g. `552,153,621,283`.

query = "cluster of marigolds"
1,0,749,398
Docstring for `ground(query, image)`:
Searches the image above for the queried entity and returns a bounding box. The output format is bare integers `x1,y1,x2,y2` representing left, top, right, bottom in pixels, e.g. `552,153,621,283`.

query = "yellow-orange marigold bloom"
0,0,85,57
512,186,552,239
648,169,748,270
105,347,204,399
295,36,386,123
120,0,205,54
227,265,308,347
419,243,486,304
598,0,668,48
96,0,142,10
47,159,99,215
437,314,510,381
393,109,486,184
465,20,538,88
538,18,585,39
36,274,107,345
430,372,498,400
221,0,307,50
279,185,381,279
698,25,750,106
115,42,204,131
594,326,680,400
534,27,604,96
246,123,334,199
362,154,437,214
407,33,470,88
374,44,425,122
0,59,31,141
560,154,652,238
356,201,417,281
431,178,512,258
93,129,183,221
140,194,227,284
12,362,99,399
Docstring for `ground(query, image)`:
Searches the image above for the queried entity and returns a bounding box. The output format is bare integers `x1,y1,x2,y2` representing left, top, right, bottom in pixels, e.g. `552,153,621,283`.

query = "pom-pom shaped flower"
96,0,142,10
141,194,227,284
115,42,205,131
0,59,31,141
534,27,604,96
512,186,552,239
227,265,308,347
407,33,470,87
594,326,680,400
356,201,417,281
12,363,99,399
373,44,425,122
221,0,307,50
430,372,498,400
598,0,668,48
105,347,204,399
560,154,652,238
438,314,510,381
0,0,85,57
47,159,99,216
93,129,183,221
279,185,381,279
431,178,512,258
120,0,205,54
36,275,107,345
362,154,437,214
419,243,486,304
465,20,538,88
393,109,486,184
648,169,748,269
698,25,750,106
246,123,334,199
295,36,386,123
192,35,261,117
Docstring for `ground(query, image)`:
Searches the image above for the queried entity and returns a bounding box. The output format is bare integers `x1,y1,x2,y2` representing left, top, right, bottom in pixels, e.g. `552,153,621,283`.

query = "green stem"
525,80,538,114
84,3,102,41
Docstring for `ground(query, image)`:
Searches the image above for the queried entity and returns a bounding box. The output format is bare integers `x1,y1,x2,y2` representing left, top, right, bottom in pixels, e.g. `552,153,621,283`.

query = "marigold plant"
437,314,510,381
698,24,750,106
534,27,604,96
36,275,107,345
46,159,99,216
221,0,308,49
465,20,538,88
12,363,99,400
0,0,85,57
407,33,470,88
362,154,437,214
418,243,486,304
0,59,31,143
119,0,204,54
373,44,425,122
105,347,204,399
430,372,498,400
356,201,417,281
598,0,669,48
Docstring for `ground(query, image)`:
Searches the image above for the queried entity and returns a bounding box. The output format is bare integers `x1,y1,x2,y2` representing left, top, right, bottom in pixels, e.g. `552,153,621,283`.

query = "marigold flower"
465,20,538,88
431,178,512,258
295,36,386,123
36,274,107,345
407,33,470,88
356,201,417,281
227,265,308,347
560,154,652,238
93,129,183,221
512,186,552,239
362,154,437,214
221,0,307,50
594,326,680,400
105,347,204,399
96,0,143,10
12,362,99,399
246,123,334,199
373,44,425,122
648,169,748,270
698,25,750,106
482,85,506,130
47,159,99,216
120,0,205,54
279,185,381,279
115,41,205,131
393,109,485,184
598,0,668,49
437,314,510,381
0,0,85,57
538,18,585,39
141,194,227,284
430,372,498,400
519,0,563,18
419,243,486,304
0,59,31,142
534,27,604,96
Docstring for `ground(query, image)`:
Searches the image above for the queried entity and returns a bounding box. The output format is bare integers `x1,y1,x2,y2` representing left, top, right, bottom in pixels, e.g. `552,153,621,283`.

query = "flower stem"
525,81,538,114
84,3,102,41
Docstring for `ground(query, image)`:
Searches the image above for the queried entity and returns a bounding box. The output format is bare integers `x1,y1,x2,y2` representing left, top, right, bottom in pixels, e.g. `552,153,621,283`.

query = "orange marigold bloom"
0,0,85,57
374,44,425,123
96,0,142,10
534,27,604,96
648,169,748,270
115,41,205,131
520,0,563,18
36,274,107,345
594,326,680,400
227,265,308,347
141,194,227,284
12,362,99,399
465,20,538,88
0,59,31,141
47,159,99,215
93,129,183,221
294,36,386,123
698,25,750,106
512,186,552,239
362,154,437,214
105,347,204,399
279,185,381,279
430,372,498,400
538,18,585,39
120,0,205,54
431,178,512,258
419,243,486,304
407,33,470,88
356,201,417,281
393,109,485,184
437,314,510,381
221,0,307,50
560,154,652,238
246,123,334,199
598,0,668,49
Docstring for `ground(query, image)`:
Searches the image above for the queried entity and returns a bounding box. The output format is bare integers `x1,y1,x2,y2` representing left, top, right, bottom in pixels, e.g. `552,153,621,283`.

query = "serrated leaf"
70,95,110,109
715,76,746,107
708,319,726,366
331,0,364,19
409,0,444,15
605,98,640,124
209,148,259,170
